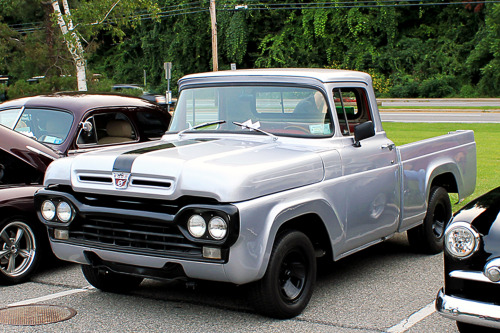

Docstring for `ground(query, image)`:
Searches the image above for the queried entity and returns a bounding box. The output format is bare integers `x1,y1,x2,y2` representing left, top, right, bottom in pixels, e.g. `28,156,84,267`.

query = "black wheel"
408,186,452,254
249,230,316,319
0,217,42,284
457,321,500,332
81,265,143,293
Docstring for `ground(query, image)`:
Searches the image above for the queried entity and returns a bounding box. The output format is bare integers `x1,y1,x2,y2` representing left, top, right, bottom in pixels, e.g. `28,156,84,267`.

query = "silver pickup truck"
35,69,476,318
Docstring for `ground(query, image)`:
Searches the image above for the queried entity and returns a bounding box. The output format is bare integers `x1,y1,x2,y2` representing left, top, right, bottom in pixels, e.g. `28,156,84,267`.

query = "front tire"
0,217,41,284
81,265,143,293
249,230,316,319
408,186,452,254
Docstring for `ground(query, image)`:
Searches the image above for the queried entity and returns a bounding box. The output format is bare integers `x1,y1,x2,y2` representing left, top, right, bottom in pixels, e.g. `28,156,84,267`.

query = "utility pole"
209,0,218,71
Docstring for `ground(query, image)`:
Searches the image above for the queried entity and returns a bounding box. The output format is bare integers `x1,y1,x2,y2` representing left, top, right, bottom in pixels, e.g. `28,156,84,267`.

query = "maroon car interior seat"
98,119,134,144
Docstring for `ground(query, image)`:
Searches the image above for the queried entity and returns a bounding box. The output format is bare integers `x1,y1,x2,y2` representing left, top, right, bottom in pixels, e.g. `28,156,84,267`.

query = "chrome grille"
68,217,201,256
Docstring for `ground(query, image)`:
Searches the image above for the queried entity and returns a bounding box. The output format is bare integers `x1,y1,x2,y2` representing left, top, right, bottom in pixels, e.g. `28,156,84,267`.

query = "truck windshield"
169,86,333,137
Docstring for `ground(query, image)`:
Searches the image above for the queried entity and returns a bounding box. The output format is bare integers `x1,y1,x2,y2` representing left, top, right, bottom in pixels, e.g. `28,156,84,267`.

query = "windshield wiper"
233,121,278,141
178,120,226,137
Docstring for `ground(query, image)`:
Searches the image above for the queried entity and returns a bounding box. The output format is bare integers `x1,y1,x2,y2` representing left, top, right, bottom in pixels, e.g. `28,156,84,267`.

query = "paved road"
379,98,500,107
380,111,500,123
0,234,460,332
378,98,500,123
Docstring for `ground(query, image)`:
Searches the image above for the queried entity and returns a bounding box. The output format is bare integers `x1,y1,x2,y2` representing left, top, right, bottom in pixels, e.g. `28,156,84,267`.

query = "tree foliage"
1,0,499,97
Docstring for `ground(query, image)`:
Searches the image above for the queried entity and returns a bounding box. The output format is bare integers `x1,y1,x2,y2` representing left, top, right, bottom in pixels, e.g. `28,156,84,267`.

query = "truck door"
334,87,400,254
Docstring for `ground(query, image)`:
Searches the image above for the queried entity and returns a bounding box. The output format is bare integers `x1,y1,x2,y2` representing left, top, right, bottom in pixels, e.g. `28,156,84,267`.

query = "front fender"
224,187,342,284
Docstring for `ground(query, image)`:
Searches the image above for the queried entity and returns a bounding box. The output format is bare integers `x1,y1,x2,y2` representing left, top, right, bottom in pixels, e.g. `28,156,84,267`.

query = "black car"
112,84,168,106
436,186,500,332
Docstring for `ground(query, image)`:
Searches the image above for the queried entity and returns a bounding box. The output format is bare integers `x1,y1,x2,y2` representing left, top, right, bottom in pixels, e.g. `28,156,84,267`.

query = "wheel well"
430,172,458,194
0,206,23,219
0,206,34,223
276,214,333,261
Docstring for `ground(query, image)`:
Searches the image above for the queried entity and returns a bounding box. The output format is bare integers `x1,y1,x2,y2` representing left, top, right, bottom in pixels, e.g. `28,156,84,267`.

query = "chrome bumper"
436,288,500,329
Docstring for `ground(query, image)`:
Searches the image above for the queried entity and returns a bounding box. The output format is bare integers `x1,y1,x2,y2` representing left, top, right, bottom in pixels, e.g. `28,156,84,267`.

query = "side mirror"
80,121,93,133
353,121,375,147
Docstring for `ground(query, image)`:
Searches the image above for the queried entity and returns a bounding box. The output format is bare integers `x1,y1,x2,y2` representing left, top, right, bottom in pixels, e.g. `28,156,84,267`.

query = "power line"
218,0,500,11
7,0,499,33
137,0,500,20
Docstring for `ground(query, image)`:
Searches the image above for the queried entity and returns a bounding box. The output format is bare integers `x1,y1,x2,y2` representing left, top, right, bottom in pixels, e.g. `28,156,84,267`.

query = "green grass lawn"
383,122,500,212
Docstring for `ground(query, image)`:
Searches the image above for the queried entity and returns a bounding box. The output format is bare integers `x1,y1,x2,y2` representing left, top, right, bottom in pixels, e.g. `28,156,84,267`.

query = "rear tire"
81,265,143,293
249,230,316,319
408,186,451,254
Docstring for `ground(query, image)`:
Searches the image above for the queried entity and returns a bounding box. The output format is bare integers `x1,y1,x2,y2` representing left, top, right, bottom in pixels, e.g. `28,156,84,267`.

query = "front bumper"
436,288,500,329
50,240,230,282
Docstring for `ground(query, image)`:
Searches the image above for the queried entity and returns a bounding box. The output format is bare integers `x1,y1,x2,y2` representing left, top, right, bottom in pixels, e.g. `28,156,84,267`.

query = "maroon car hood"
0,124,60,173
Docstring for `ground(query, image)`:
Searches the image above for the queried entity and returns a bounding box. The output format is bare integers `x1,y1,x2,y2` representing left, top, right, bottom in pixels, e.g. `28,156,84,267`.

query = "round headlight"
485,266,500,282
57,201,73,223
445,222,480,259
188,215,206,238
208,216,227,240
41,200,56,221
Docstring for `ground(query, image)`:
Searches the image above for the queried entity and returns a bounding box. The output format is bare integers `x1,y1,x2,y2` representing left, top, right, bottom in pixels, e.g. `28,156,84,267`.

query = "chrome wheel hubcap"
0,221,36,277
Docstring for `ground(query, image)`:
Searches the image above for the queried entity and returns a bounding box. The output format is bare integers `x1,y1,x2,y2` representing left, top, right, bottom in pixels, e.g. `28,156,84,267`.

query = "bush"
7,76,76,99
88,77,113,93
418,75,457,98
389,75,420,97
459,84,481,98
477,59,500,96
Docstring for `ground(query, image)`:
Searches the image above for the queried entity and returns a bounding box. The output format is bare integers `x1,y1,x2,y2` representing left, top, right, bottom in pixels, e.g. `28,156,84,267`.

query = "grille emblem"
112,172,131,189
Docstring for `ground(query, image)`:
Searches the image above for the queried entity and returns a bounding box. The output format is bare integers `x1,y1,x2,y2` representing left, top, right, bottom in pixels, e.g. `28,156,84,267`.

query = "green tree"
466,3,500,95
2,0,499,98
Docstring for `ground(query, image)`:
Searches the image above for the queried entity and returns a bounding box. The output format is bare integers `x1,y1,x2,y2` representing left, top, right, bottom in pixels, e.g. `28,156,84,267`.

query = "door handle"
381,143,396,151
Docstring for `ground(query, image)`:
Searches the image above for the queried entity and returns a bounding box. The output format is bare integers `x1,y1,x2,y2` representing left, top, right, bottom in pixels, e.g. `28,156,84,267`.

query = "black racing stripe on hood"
112,139,211,173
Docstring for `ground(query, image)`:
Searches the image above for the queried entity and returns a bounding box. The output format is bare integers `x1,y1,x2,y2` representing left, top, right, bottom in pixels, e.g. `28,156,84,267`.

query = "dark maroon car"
0,93,171,284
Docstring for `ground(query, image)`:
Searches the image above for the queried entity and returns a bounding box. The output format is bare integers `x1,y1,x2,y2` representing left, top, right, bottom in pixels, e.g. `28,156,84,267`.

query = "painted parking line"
385,301,436,333
8,286,95,307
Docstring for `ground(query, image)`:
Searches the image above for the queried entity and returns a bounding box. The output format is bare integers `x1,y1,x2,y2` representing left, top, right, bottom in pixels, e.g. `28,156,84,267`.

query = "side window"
77,112,136,146
333,88,371,136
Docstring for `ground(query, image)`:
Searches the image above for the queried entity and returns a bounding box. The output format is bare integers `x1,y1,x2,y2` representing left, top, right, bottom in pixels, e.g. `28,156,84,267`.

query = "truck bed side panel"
397,130,476,231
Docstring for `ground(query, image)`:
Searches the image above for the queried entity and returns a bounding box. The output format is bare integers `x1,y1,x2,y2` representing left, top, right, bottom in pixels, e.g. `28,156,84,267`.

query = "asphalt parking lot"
0,233,460,332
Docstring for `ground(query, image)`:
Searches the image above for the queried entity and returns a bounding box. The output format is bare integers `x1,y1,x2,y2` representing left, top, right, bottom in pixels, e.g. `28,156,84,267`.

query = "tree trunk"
51,0,87,91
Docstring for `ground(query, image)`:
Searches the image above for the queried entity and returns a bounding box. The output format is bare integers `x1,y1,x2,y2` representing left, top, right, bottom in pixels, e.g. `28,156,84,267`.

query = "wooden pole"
209,0,218,71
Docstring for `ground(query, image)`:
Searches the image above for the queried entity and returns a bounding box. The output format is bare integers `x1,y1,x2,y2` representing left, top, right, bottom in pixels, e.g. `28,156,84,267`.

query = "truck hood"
51,137,325,202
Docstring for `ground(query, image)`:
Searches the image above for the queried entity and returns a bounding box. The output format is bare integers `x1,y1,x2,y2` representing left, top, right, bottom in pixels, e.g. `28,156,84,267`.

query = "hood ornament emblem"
112,172,131,189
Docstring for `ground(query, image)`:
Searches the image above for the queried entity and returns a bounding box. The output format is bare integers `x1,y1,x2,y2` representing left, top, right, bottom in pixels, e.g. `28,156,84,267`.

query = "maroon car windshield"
0,108,73,145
